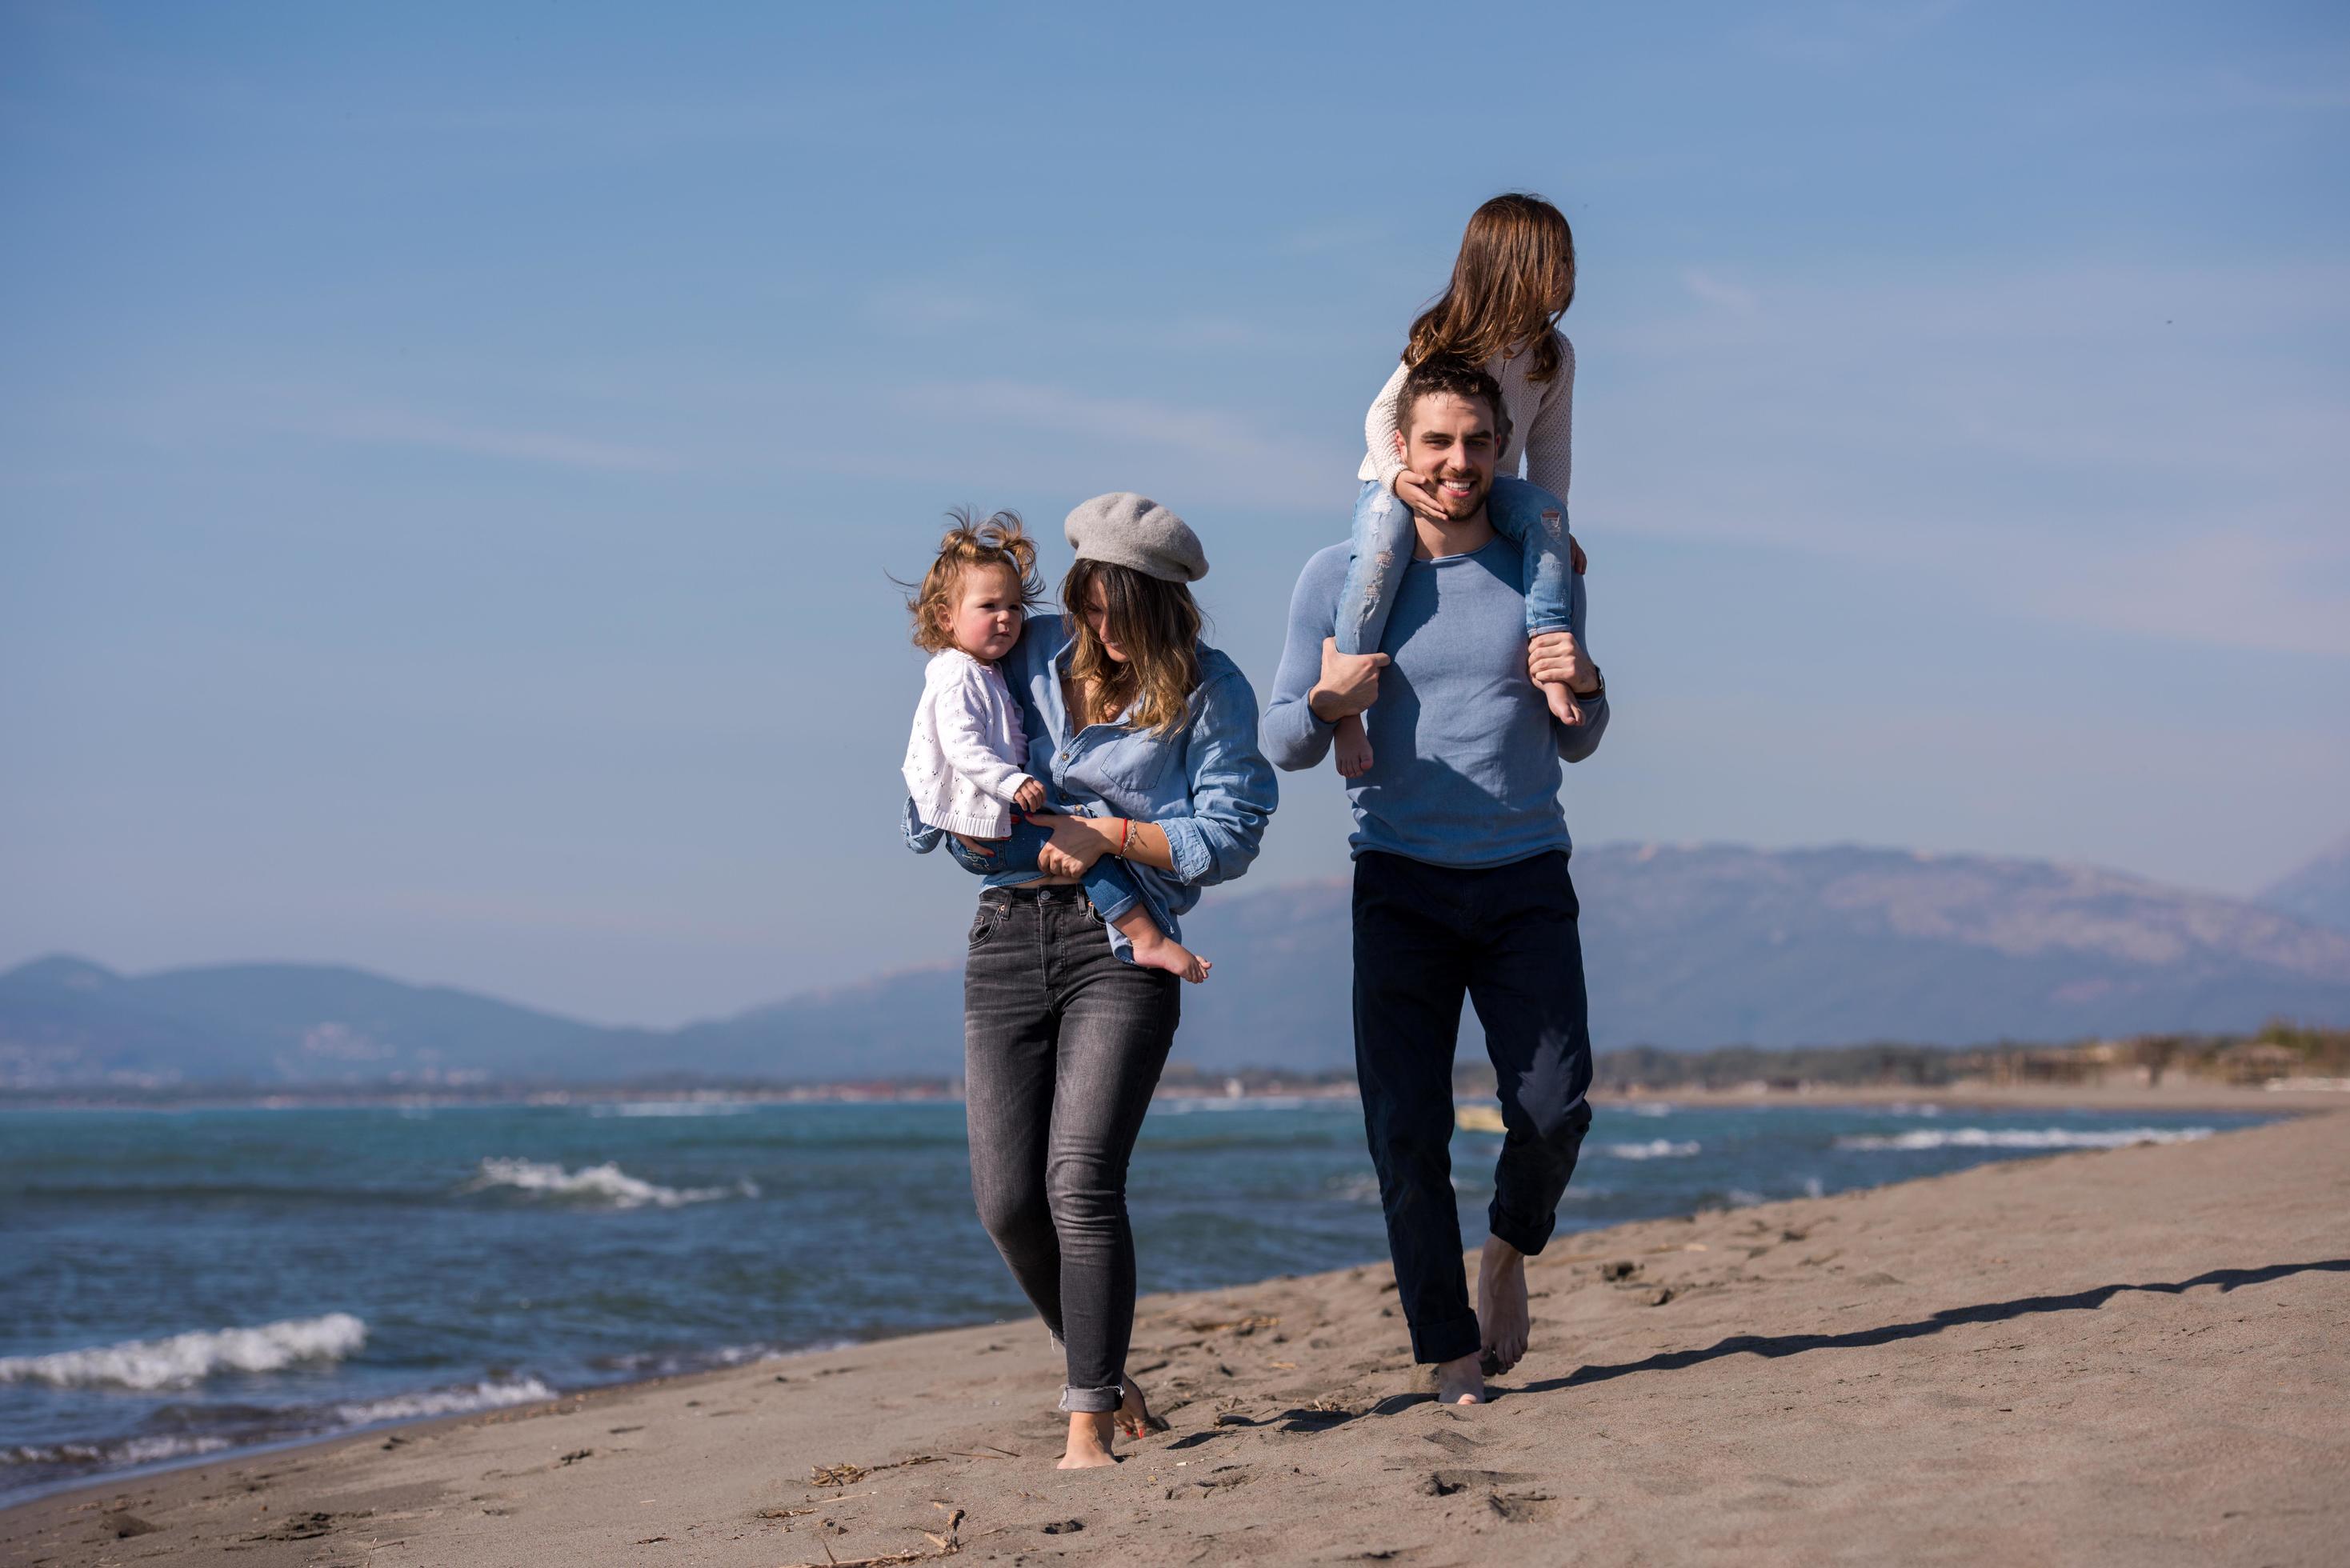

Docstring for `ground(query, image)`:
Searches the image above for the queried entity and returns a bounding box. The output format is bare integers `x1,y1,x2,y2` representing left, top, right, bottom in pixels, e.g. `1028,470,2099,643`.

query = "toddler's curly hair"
907,507,1047,654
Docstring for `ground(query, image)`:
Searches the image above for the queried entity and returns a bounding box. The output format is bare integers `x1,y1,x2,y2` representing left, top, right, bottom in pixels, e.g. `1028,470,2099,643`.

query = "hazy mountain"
8,842,2349,1088
2257,833,2350,936
0,954,656,1087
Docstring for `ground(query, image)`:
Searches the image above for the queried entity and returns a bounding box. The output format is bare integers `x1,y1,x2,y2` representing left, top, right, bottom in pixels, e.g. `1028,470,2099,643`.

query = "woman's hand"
1392,469,1449,525
1035,814,1112,878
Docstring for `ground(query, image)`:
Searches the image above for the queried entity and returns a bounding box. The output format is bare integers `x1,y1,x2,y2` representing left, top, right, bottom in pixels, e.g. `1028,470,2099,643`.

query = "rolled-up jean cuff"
1410,1312,1483,1367
1059,1383,1123,1414
1488,1207,1558,1258
1525,616,1575,638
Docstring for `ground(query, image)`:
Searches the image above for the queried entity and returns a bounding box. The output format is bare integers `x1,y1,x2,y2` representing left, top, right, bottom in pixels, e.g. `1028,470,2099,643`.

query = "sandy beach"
6,1099,2344,1567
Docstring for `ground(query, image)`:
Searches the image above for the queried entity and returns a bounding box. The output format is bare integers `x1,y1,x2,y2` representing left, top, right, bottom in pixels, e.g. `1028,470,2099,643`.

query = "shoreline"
6,1103,2344,1564
3,1077,2336,1115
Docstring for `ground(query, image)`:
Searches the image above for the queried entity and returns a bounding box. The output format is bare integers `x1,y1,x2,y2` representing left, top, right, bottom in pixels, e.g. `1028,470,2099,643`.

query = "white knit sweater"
1357,330,1575,502
902,650,1035,838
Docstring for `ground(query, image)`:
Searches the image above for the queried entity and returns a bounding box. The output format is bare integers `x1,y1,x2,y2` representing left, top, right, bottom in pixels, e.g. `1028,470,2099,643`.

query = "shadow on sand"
1514,1258,2350,1395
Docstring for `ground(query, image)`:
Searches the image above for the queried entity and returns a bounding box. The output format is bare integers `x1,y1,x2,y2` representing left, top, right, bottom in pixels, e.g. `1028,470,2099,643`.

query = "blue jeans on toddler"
1335,476,1579,658
911,806,1147,928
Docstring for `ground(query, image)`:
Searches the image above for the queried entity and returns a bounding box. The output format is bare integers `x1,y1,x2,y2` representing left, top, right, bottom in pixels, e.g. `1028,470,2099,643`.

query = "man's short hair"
1398,355,1511,448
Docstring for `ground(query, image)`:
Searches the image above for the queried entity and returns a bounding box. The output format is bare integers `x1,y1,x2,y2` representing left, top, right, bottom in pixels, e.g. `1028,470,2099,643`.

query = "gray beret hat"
1063,492,1208,584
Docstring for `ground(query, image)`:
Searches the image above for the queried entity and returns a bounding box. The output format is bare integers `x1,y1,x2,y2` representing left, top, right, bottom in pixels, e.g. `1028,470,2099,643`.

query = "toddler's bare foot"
1542,679,1583,728
1434,1352,1486,1406
1119,915,1211,984
1058,1410,1117,1469
1478,1236,1531,1375
1333,711,1374,778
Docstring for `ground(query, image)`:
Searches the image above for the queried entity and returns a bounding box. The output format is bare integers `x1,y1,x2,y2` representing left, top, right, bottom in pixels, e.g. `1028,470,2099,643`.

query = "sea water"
0,1098,2268,1503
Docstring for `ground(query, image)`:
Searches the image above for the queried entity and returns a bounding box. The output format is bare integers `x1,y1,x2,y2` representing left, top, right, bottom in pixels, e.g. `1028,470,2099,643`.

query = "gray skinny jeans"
963,884,1179,1413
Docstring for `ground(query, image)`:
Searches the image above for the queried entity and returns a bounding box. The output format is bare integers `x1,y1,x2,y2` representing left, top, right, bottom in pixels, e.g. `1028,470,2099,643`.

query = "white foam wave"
464,1158,754,1209
333,1376,554,1424
2,1433,234,1469
1603,1138,1700,1160
0,1314,366,1391
1624,1102,1675,1118
589,1101,756,1118
1837,1126,2213,1153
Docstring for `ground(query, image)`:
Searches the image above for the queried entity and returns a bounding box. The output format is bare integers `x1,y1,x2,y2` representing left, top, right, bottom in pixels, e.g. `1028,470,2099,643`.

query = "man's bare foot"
1434,1352,1486,1406
1115,1376,1167,1440
1541,678,1583,728
1117,914,1211,983
1333,711,1374,778
1058,1410,1117,1469
1479,1236,1531,1375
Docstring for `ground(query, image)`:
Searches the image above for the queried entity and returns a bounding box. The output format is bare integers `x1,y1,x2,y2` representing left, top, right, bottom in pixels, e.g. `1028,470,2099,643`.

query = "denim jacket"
905,614,1276,954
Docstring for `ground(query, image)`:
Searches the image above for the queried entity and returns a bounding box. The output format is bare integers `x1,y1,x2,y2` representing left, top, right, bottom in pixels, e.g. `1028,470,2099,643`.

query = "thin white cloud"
290,406,679,473
1680,268,1759,314
895,379,1334,508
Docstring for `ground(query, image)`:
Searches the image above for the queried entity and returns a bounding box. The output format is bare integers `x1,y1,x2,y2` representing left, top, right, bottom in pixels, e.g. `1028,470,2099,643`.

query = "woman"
940,491,1275,1469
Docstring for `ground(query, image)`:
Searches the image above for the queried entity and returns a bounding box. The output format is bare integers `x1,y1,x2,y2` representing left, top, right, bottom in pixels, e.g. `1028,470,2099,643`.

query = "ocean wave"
588,1101,757,1118
332,1376,554,1424
0,1314,366,1391
462,1158,755,1209
1602,1139,1700,1160
2,1433,234,1470
1623,1102,1675,1118
1837,1127,2213,1153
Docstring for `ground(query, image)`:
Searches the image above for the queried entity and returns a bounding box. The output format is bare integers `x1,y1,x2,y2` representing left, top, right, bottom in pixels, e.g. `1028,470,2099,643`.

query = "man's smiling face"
1395,390,1499,521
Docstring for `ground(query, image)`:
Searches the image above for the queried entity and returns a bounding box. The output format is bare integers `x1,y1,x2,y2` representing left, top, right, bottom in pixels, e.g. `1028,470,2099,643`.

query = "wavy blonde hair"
1403,192,1575,383
905,508,1047,654
1062,558,1202,737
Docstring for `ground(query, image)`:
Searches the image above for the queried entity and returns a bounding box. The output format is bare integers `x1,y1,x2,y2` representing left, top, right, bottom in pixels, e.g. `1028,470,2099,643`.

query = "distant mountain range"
2257,833,2350,938
7,839,2349,1089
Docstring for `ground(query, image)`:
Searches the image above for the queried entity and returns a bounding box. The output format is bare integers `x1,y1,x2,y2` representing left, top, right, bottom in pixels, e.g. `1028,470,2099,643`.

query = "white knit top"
902,650,1035,838
1357,330,1575,502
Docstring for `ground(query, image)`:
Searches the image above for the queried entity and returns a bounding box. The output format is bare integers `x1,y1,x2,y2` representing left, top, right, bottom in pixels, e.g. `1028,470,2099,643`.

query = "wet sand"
6,1103,2344,1566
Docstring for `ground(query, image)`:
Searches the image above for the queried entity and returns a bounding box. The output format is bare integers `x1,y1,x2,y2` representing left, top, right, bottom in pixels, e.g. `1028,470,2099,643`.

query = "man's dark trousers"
1352,848,1595,1366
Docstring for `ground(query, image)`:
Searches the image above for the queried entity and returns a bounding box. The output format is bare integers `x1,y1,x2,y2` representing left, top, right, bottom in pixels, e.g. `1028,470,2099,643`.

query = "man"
1261,355,1607,1406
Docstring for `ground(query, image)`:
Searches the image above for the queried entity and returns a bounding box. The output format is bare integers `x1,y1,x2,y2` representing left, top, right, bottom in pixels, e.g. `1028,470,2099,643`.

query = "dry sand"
6,1103,2345,1567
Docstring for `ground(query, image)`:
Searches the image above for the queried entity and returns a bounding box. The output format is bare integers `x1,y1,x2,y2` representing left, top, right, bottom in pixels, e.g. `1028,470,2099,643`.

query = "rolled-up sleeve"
1155,669,1277,887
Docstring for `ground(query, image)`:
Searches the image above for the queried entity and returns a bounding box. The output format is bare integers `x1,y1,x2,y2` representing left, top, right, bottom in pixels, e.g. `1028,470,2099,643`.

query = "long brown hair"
904,507,1045,654
1403,193,1575,382
1062,558,1202,736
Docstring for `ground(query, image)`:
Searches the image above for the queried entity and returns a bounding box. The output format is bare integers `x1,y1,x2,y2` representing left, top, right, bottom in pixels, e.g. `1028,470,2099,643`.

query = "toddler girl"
1334,191,1590,777
901,511,1210,982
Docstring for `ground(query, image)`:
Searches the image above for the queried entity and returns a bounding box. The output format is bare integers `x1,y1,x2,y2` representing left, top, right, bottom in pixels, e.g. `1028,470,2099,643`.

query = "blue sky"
4,1,2346,1024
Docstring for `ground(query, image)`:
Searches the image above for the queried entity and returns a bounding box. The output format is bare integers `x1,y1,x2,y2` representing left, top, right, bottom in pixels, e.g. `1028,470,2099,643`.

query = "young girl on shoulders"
900,511,1210,982
1334,191,1589,777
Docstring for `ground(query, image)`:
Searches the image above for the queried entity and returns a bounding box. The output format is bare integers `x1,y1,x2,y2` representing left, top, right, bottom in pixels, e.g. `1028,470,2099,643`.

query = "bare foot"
1119,915,1211,984
1479,1236,1530,1375
1058,1410,1117,1469
1541,679,1583,729
1434,1352,1486,1406
1333,711,1374,778
1116,1376,1168,1440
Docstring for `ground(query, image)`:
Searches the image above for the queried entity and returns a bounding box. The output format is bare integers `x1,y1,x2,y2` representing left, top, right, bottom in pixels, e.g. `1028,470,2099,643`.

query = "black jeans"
1352,850,1595,1365
963,884,1180,1413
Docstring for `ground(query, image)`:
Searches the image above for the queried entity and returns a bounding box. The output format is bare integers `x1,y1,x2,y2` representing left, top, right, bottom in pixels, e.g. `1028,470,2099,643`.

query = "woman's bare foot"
1540,678,1583,728
1058,1410,1118,1469
1434,1352,1486,1406
1116,914,1211,983
1333,710,1374,778
1478,1236,1531,1375
1115,1376,1168,1440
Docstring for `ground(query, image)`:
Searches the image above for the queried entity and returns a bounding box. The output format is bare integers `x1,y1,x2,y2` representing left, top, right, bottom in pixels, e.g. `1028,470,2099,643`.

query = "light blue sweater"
1260,538,1608,869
